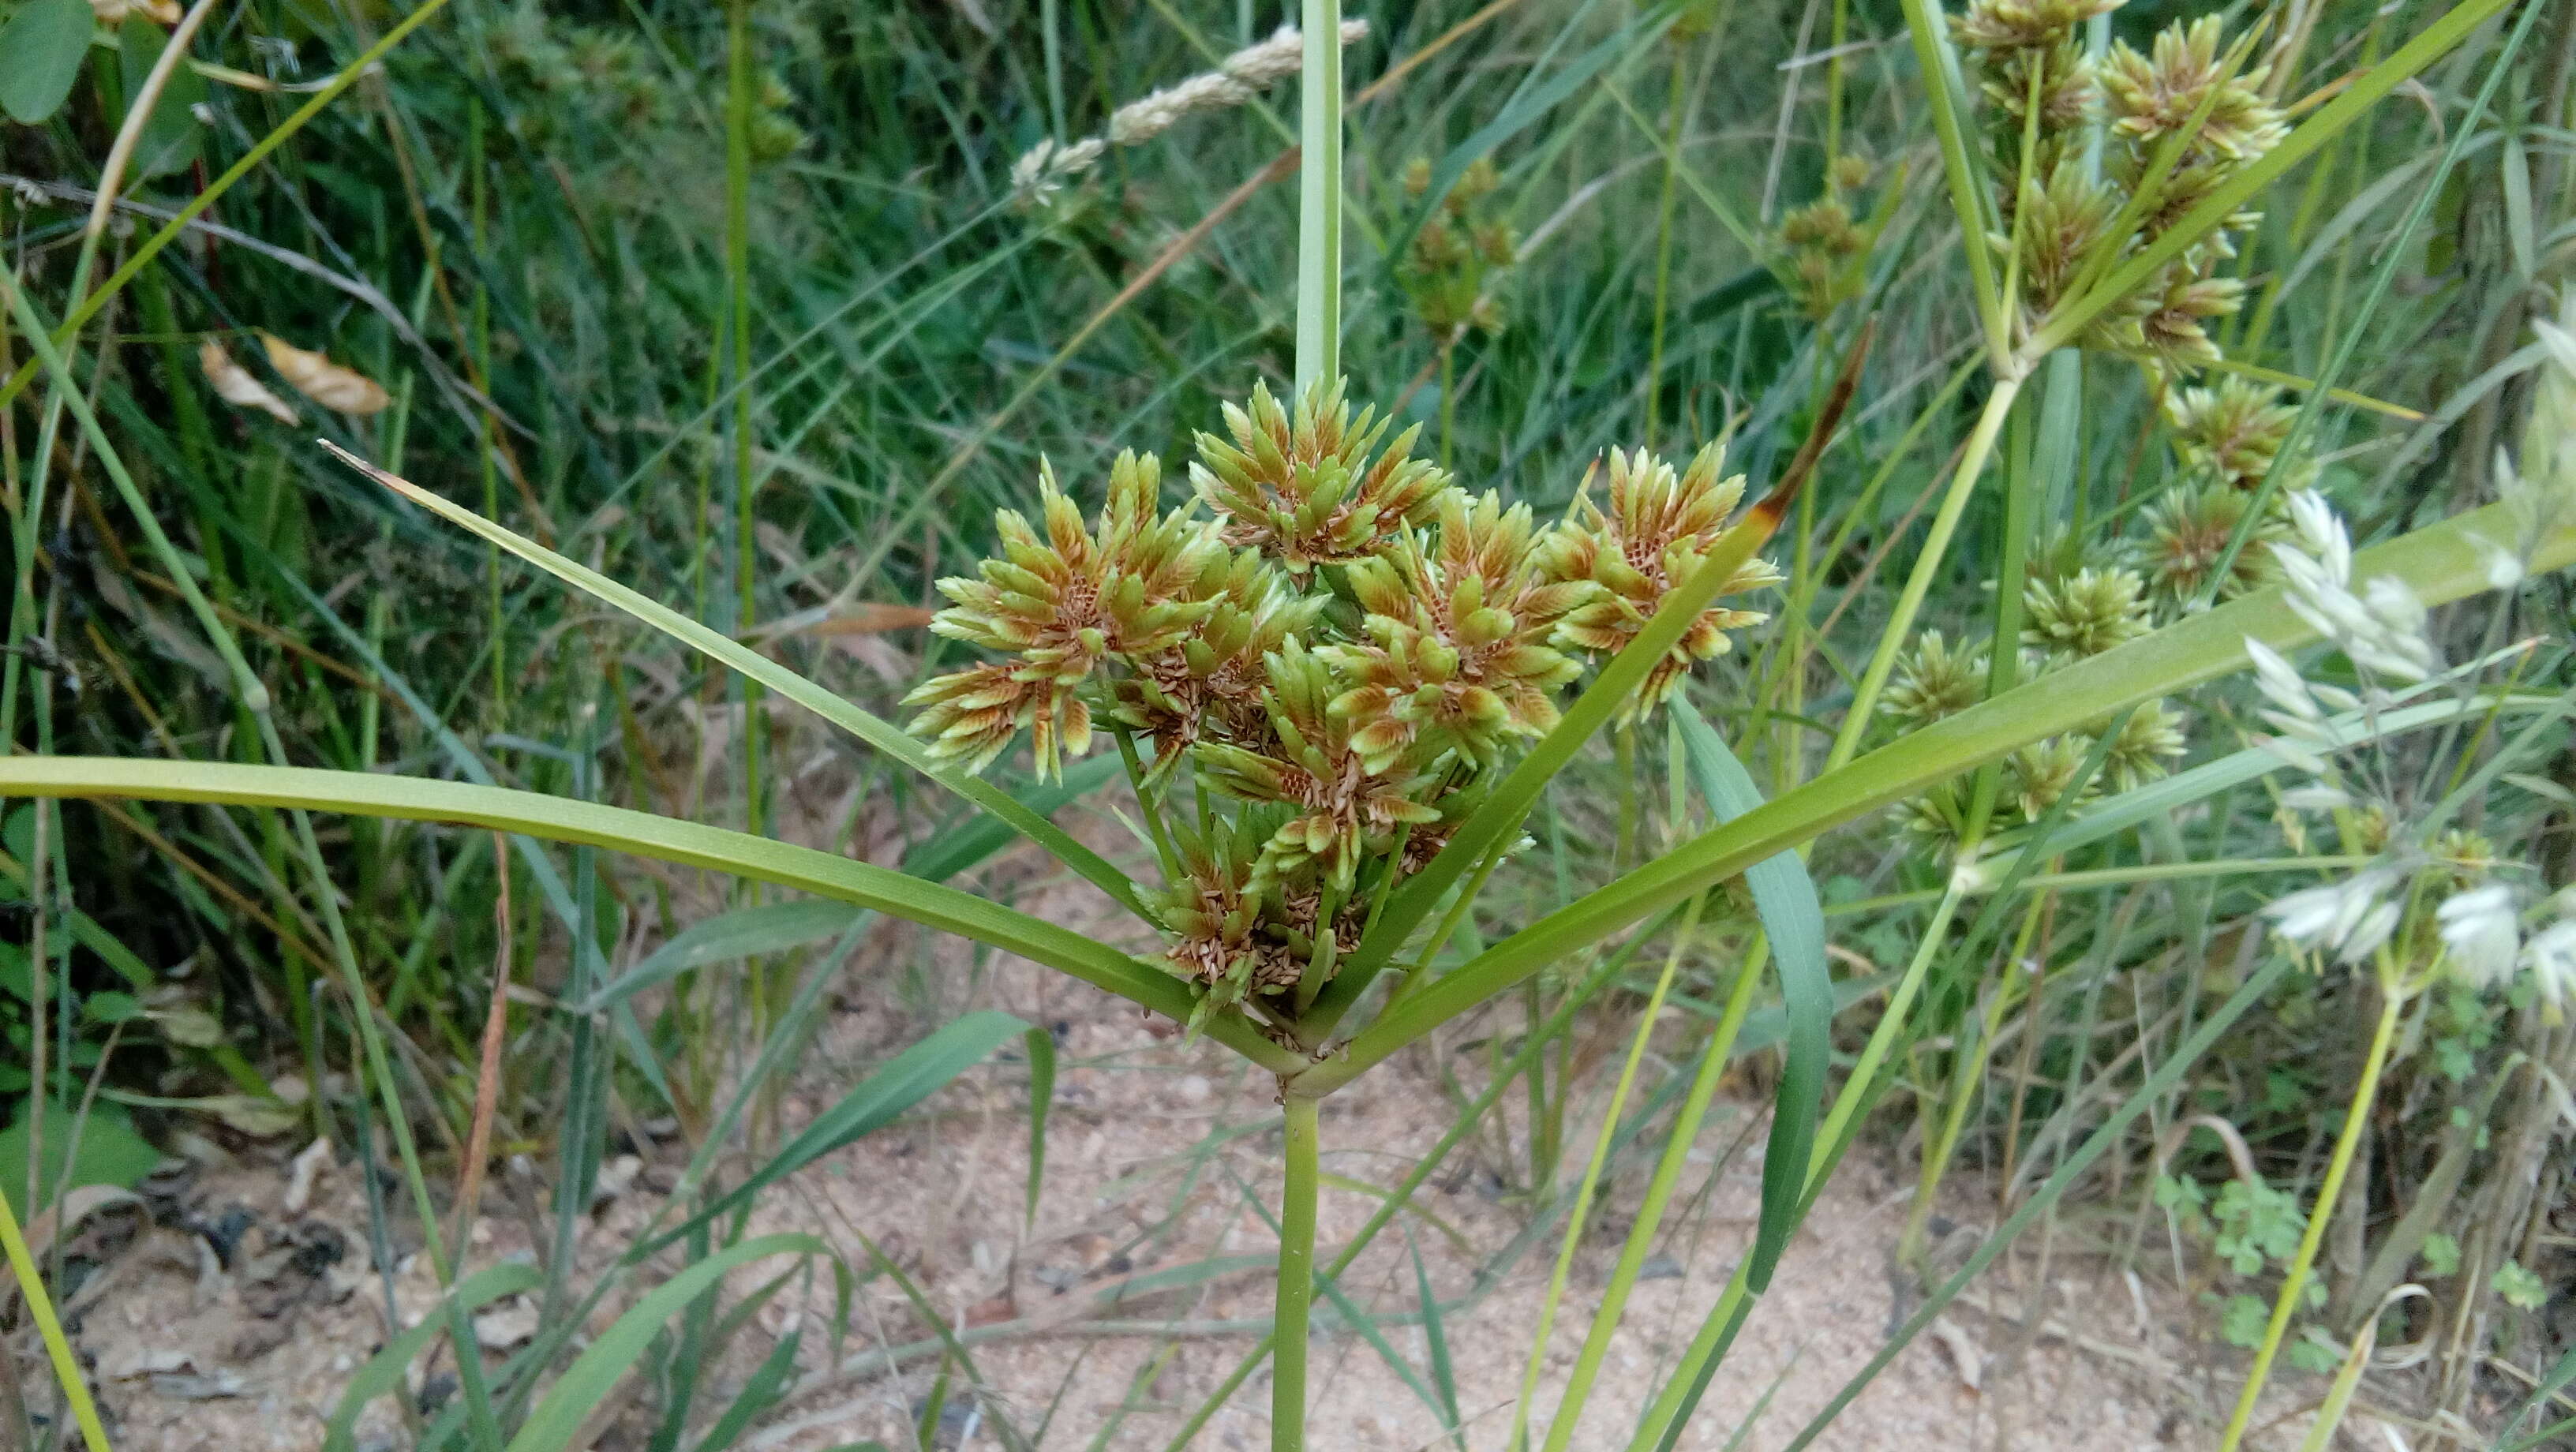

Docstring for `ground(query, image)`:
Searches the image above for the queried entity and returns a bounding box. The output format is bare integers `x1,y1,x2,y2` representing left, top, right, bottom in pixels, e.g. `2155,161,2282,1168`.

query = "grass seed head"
2166,378,2306,491
1883,630,1990,727
2100,17,2286,162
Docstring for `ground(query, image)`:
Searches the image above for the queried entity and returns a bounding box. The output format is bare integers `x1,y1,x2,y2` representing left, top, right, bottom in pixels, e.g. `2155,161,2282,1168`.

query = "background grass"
2,0,2573,1446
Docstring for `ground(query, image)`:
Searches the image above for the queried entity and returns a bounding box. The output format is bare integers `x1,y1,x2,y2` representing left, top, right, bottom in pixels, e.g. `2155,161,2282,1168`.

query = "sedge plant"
7,0,2576,1447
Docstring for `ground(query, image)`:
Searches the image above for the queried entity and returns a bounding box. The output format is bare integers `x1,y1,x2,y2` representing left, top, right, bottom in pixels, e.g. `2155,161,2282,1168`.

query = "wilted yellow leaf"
198,339,298,425
260,331,391,415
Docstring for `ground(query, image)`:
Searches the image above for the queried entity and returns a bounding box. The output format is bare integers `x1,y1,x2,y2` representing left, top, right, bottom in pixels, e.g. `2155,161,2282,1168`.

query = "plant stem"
1825,373,2024,771
1544,922,1761,1451
1510,899,1703,1443
1642,43,1689,446
0,1170,111,1452
2215,976,2405,1452
726,0,766,842
1273,1093,1322,1452
1294,0,1343,392
1897,885,2045,1269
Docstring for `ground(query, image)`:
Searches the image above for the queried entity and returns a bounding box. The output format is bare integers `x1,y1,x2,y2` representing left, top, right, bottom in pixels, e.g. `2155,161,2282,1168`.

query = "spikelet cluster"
1544,446,1785,722
1773,155,1894,320
1880,563,2180,846
908,380,1781,1024
1951,0,2284,376
1398,158,1518,346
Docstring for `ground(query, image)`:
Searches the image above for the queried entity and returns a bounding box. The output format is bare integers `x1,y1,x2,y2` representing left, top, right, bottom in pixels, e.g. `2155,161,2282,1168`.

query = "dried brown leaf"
198,339,298,425
260,332,390,415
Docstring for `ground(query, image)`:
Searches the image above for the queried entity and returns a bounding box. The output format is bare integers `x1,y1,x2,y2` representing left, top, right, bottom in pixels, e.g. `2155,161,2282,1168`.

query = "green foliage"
2,0,2570,1446
0,0,92,125
0,1100,162,1214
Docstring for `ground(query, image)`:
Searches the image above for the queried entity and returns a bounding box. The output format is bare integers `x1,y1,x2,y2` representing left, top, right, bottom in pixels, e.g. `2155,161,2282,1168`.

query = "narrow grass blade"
1671,704,1827,1294
900,754,1125,884
502,1234,826,1452
324,443,1153,923
322,1263,545,1452
2497,1342,2576,1451
1023,1024,1055,1231
1773,956,2297,1450
0,757,1303,1074
656,1012,1029,1245
583,900,867,1012
695,1327,803,1452
1405,1226,1464,1443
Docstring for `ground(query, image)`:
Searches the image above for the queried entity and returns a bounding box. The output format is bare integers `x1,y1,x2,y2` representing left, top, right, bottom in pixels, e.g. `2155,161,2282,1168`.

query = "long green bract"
2027,0,2515,357
1294,500,2575,1092
1315,481,1792,1031
0,757,1303,1074
332,445,1155,923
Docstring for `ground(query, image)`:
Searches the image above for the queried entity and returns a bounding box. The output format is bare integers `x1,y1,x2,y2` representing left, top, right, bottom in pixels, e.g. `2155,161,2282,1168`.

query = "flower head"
1110,550,1324,762
1191,379,1450,576
2103,698,2188,790
908,451,1229,777
1883,630,1991,727
2023,566,2151,659
2264,866,2402,964
2100,17,2286,162
1950,0,2121,52
2271,491,2439,684
2141,478,2285,604
2005,735,2099,821
2436,885,2520,990
2519,919,2576,1020
1192,639,1445,889
2166,378,2305,491
1154,809,1306,996
1324,492,1592,773
1541,443,1783,720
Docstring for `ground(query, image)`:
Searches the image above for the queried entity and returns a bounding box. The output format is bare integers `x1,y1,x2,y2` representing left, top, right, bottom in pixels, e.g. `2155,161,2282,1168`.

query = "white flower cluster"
1008,21,1372,208
2272,490,2439,685
2243,490,2568,1018
2264,866,2402,965
2437,885,2575,1019
2267,867,2574,1015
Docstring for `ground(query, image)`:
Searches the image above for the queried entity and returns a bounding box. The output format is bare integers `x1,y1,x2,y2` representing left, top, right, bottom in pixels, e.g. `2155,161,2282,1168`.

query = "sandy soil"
34,928,2406,1452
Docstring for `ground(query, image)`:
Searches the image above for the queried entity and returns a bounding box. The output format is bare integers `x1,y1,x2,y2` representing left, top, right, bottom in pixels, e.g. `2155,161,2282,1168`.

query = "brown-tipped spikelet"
907,451,1227,778
1112,551,1324,764
2140,478,2286,605
1541,444,1784,720
1191,379,1450,575
1949,0,2120,52
1325,492,1592,773
2165,378,2307,492
904,376,1783,1031
2099,17,2286,163
1193,639,1444,890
